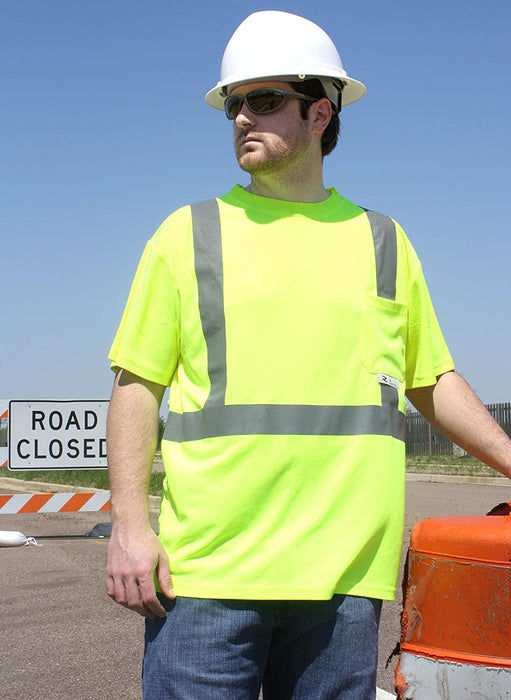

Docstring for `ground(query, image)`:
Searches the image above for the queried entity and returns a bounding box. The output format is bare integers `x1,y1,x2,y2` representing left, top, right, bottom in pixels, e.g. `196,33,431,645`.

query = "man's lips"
238,134,261,147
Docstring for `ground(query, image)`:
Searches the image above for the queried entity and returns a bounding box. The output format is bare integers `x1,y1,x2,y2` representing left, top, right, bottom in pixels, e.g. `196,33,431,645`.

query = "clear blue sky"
2,0,510,405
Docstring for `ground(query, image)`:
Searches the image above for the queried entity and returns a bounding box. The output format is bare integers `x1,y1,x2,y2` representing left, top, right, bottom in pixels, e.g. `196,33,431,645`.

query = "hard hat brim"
205,74,367,110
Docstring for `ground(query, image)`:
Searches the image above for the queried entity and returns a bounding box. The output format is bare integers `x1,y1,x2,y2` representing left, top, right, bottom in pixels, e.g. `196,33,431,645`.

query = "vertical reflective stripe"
365,210,397,301
191,200,227,406
165,205,405,443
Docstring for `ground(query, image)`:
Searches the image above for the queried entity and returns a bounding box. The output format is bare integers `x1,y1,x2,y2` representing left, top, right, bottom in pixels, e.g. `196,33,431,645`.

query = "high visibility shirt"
109,186,454,601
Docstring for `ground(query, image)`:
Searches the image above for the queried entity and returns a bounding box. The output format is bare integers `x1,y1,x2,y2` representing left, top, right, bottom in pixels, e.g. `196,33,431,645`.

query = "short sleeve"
405,264,454,389
108,238,180,386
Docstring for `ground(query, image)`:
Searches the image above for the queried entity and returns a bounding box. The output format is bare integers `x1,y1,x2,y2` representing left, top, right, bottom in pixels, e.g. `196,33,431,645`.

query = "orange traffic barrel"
395,502,511,699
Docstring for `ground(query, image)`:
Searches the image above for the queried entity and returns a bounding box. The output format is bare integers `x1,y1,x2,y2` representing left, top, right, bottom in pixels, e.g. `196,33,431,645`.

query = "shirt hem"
170,580,397,602
108,355,170,387
407,362,455,390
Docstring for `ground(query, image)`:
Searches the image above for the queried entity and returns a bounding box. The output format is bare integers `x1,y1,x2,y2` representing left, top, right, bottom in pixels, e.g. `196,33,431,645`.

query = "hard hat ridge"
205,11,366,111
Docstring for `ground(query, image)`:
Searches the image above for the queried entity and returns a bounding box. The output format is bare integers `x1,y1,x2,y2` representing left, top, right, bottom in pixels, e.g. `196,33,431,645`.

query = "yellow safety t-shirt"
109,186,454,601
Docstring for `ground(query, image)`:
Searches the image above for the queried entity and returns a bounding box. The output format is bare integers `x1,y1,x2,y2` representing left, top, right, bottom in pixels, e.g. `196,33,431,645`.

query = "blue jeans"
143,594,382,699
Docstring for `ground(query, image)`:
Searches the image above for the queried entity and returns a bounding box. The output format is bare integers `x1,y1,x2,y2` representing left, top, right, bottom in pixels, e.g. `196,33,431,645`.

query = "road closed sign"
8,400,108,470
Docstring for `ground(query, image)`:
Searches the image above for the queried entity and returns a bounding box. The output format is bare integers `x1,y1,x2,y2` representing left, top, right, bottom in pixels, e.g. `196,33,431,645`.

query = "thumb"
157,552,175,599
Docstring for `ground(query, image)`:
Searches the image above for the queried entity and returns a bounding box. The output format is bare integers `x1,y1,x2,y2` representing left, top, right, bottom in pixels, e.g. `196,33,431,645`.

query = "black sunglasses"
224,88,317,120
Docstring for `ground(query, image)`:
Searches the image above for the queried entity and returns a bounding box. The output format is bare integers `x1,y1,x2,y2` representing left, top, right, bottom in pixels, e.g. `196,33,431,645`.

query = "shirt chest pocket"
360,295,408,382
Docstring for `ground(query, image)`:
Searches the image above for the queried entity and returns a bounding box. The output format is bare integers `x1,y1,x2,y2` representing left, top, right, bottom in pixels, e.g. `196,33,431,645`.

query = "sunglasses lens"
224,90,287,120
225,96,242,120
246,90,286,114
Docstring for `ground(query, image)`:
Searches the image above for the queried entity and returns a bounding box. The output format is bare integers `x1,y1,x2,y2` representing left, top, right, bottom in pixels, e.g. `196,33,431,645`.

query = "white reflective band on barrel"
398,652,511,700
164,199,405,443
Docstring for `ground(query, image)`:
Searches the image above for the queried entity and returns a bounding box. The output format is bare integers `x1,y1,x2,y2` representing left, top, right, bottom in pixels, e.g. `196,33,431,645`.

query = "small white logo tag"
377,373,400,390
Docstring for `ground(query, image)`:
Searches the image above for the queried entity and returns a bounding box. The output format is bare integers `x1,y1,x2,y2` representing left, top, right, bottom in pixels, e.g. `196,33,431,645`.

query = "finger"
125,575,143,607
156,555,175,601
106,572,129,607
122,585,158,619
119,599,158,619
105,573,116,598
106,573,151,617
137,575,168,618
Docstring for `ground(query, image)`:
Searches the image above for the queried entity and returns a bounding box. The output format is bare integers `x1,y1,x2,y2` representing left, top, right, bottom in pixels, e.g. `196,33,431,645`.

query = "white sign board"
8,400,108,470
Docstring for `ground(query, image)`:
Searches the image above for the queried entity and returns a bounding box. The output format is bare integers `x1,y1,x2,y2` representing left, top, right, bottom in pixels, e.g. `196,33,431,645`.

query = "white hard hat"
205,11,366,111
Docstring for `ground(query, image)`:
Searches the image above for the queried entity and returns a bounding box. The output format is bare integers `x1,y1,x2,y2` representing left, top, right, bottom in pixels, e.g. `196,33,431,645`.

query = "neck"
245,160,329,203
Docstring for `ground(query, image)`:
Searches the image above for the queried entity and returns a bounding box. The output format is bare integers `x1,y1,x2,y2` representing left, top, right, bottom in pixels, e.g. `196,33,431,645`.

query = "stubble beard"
236,124,312,177
237,141,292,175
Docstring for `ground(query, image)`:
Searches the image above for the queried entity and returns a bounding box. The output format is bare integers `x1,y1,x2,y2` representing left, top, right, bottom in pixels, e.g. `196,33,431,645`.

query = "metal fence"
406,402,511,455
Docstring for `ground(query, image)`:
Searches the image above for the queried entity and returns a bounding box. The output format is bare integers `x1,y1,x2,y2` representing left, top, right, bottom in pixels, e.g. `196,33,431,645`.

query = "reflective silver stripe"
365,210,397,301
165,203,405,443
164,384,405,441
191,199,227,406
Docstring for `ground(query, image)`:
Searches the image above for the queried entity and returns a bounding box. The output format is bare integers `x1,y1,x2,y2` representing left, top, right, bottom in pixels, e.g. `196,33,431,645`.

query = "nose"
234,101,255,128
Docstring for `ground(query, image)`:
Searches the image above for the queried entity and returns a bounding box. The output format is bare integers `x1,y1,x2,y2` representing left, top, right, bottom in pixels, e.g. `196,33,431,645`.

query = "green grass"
0,465,166,495
1,454,504,492
406,453,503,478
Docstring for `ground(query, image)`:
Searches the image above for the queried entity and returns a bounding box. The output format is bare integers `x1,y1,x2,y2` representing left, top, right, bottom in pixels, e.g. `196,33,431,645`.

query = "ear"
310,98,332,134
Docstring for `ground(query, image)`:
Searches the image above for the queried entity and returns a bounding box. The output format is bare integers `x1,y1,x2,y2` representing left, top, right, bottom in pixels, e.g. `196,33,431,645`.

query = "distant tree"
0,416,7,448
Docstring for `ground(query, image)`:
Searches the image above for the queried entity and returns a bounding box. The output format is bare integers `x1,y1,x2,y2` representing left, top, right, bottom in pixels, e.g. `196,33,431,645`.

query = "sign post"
8,400,108,470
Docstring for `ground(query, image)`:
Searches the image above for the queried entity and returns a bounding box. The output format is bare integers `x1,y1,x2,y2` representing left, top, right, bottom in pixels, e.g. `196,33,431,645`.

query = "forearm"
406,371,511,479
105,369,172,617
107,369,165,527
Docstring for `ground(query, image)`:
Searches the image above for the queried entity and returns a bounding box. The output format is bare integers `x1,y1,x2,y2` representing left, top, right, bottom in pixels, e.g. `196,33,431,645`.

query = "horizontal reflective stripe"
164,386,405,443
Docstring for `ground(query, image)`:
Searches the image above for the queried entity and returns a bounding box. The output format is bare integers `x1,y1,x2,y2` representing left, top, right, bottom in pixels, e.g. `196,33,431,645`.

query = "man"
106,11,511,700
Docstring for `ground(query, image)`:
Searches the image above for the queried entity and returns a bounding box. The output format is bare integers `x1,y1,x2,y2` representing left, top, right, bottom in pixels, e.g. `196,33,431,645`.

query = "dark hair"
290,79,341,157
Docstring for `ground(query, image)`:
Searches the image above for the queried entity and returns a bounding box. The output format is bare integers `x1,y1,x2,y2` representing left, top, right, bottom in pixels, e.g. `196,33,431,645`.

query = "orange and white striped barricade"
395,503,511,699
0,492,110,514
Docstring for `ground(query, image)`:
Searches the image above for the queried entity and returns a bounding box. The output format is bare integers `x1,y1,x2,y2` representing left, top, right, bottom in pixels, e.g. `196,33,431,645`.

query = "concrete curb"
1,472,508,495
405,473,509,485
0,476,107,494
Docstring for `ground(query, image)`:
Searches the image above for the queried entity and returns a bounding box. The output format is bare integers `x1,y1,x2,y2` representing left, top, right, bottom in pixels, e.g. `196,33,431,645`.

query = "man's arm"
406,370,511,479
105,369,174,618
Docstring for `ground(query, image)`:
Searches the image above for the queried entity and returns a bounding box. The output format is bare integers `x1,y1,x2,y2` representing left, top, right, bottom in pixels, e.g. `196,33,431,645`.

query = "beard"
235,123,312,175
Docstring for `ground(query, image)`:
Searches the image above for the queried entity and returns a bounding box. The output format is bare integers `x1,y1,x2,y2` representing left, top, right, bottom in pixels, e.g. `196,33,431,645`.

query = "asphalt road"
1,476,510,699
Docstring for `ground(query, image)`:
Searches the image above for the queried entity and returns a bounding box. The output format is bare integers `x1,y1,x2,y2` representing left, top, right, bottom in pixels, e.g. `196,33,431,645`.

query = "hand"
105,524,175,618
